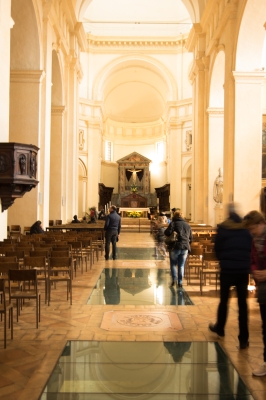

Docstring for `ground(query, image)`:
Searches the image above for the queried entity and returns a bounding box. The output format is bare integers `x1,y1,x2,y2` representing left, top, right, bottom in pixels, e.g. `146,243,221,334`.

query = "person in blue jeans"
104,205,121,260
164,210,192,288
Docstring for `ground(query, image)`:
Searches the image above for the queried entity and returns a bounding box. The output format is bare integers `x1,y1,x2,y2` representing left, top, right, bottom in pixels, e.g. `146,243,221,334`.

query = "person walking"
243,210,266,376
209,205,252,350
104,205,121,260
156,216,167,258
164,210,192,288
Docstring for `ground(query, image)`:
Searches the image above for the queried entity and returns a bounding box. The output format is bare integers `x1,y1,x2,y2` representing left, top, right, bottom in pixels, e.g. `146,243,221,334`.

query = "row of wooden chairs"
185,248,219,294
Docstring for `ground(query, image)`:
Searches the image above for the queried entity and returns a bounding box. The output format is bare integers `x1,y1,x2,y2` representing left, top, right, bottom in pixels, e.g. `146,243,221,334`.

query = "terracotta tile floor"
0,232,266,400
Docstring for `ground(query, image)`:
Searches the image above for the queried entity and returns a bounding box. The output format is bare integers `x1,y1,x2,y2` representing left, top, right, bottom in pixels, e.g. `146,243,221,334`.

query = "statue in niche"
213,168,223,204
30,153,37,177
126,166,143,184
19,154,26,174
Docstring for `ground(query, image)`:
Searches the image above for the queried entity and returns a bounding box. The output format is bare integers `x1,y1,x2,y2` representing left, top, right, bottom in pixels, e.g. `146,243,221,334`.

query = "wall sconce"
188,184,191,190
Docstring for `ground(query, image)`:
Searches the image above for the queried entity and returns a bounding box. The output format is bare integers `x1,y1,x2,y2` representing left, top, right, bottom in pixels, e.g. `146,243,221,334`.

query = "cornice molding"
10,70,45,83
86,33,188,53
233,71,266,83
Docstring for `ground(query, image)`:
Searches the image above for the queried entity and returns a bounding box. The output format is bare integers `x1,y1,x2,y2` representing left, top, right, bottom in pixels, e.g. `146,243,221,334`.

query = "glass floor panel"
113,247,165,260
40,341,253,400
87,268,193,306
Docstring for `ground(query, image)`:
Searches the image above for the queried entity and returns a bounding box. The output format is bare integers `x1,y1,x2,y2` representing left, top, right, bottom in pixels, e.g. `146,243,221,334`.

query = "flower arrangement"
130,183,138,193
127,211,142,218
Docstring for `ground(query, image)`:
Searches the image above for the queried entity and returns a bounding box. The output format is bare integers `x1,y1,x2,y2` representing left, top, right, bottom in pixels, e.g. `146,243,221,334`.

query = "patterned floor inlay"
40,341,254,399
101,311,183,331
87,267,194,306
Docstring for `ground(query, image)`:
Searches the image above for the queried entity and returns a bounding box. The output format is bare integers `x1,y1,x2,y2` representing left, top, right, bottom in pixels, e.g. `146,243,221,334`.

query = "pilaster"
0,0,11,238
167,116,183,209
50,106,66,220
87,117,103,208
232,71,265,213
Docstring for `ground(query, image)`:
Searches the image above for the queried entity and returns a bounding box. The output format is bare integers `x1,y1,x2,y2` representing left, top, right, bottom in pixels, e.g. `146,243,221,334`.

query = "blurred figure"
209,204,252,350
98,209,106,220
156,216,167,258
104,205,121,260
71,215,81,223
244,210,266,376
164,210,192,288
30,220,44,234
159,212,168,224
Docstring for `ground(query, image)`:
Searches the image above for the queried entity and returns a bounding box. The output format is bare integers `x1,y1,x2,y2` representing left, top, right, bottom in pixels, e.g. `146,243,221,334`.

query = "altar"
119,207,149,217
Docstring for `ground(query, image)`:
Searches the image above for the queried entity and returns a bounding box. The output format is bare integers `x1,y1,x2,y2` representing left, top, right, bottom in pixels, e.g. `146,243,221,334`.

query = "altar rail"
121,217,150,232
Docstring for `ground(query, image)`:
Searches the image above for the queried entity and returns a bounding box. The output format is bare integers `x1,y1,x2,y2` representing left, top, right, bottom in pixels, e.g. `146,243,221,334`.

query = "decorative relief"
117,315,163,327
30,152,37,178
79,129,85,150
19,154,26,175
0,154,10,173
185,130,192,151
87,35,187,50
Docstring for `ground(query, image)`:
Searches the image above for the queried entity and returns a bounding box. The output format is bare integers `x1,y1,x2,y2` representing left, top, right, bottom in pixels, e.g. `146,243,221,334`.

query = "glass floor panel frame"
40,341,254,400
112,247,165,260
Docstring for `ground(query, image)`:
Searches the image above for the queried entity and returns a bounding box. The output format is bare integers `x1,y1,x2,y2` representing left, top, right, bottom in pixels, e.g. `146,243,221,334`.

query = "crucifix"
127,165,142,184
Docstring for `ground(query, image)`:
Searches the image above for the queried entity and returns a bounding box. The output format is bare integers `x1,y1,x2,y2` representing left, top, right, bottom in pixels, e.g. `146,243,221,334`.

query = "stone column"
8,70,44,228
87,118,102,208
64,55,80,221
207,108,224,226
0,0,11,238
232,71,265,213
50,106,66,220
168,118,182,208
191,58,206,223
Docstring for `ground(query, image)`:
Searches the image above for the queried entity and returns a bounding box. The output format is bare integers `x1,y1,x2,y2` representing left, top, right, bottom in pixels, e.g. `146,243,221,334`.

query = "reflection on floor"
113,247,165,260
41,341,253,399
87,268,194,306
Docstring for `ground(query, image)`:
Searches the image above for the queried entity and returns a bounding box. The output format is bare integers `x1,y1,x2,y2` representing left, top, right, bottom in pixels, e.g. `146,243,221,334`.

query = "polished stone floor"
87,267,194,305
0,232,266,400
41,341,253,399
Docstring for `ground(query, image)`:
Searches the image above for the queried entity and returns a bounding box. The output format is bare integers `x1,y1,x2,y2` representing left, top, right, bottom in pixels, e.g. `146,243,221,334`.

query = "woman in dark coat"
30,220,44,234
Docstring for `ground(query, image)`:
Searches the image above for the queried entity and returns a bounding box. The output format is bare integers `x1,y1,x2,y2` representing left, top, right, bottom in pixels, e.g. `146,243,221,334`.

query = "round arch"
51,50,63,106
209,49,225,108
235,0,266,71
10,0,41,70
76,0,204,23
92,54,178,103
182,158,192,179
79,158,87,178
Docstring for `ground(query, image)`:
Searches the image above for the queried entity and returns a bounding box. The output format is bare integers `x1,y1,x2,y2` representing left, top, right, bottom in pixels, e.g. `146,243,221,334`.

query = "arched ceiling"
93,57,177,123
104,65,168,123
76,0,206,24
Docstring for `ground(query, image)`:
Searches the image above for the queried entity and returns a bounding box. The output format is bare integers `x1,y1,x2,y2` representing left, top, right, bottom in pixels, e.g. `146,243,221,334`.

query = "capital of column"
167,117,183,131
10,70,45,84
207,107,224,116
86,117,103,131
51,106,66,116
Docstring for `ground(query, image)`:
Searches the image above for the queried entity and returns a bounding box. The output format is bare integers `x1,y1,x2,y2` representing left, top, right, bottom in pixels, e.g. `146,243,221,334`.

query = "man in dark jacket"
104,205,121,260
164,210,192,288
209,205,252,349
